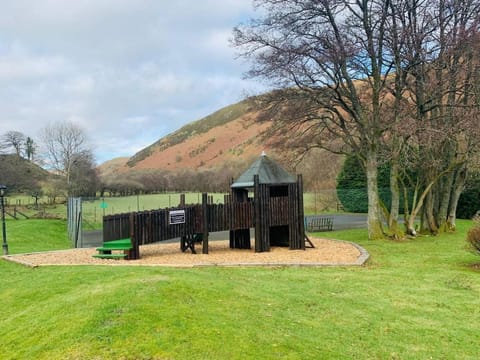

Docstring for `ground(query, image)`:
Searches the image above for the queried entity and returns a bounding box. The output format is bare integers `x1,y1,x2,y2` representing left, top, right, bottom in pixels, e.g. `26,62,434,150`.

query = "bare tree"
1,131,26,156
41,121,92,195
234,0,480,238
234,0,396,239
68,150,99,197
389,0,480,235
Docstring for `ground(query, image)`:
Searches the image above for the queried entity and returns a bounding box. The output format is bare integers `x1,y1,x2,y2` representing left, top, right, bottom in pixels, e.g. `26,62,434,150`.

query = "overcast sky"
0,0,264,163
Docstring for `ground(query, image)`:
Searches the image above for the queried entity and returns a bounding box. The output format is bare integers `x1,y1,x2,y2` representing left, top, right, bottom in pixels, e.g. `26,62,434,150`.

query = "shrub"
466,215,480,254
336,156,368,212
457,172,480,219
336,155,392,213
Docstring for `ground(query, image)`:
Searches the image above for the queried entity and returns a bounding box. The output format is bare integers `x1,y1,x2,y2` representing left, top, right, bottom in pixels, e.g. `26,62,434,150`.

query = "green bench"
93,238,133,260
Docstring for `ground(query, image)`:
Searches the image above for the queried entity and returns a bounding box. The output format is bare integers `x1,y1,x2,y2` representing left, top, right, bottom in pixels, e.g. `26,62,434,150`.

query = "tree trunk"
437,170,454,233
422,191,439,234
389,161,400,224
366,150,384,239
404,176,437,236
403,182,414,236
447,166,467,231
388,159,403,238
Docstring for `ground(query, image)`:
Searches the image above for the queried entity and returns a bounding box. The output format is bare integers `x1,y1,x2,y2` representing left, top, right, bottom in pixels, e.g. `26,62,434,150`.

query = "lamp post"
0,185,7,255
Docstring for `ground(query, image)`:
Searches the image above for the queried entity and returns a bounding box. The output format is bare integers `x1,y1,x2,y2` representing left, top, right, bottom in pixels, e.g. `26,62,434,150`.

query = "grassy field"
6,191,340,229
3,219,70,254
1,219,479,359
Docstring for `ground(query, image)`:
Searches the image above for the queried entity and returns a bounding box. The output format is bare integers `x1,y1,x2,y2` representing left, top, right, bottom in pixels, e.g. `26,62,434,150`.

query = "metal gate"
67,197,82,247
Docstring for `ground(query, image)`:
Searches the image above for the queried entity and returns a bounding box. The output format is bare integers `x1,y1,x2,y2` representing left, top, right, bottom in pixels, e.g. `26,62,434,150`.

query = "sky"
0,0,264,164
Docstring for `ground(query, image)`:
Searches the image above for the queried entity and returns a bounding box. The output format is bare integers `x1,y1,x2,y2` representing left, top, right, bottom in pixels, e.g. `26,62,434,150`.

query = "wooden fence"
103,202,256,259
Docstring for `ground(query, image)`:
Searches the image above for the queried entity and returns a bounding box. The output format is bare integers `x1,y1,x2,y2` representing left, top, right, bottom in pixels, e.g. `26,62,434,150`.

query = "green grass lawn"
4,219,70,254
1,219,479,359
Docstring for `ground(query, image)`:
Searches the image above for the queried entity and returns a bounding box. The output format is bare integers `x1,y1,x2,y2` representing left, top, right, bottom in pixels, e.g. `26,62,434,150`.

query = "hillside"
100,98,276,171
127,99,261,167
0,154,49,192
98,97,343,190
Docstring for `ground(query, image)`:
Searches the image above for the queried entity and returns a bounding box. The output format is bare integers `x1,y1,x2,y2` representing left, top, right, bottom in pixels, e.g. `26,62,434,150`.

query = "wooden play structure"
229,152,305,252
101,153,309,260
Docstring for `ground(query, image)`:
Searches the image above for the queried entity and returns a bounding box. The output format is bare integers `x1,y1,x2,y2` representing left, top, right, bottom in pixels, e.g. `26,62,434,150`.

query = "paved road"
81,214,368,248
204,214,368,240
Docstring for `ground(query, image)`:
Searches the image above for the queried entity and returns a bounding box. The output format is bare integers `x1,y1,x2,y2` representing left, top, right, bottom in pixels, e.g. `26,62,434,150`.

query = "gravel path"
3,237,369,268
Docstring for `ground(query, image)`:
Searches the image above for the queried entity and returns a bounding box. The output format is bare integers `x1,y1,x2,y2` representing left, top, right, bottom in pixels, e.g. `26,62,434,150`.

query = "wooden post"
130,212,140,259
254,175,262,252
297,174,306,250
229,186,234,248
262,184,270,252
179,194,185,206
202,193,209,254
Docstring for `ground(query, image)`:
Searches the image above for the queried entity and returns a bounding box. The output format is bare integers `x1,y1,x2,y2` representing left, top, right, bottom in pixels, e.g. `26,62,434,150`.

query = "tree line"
100,163,246,197
233,0,480,238
0,121,99,200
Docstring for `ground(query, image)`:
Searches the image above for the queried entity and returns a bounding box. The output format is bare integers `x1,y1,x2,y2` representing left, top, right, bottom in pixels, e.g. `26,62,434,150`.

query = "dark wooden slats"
103,213,130,242
103,174,306,257
231,202,254,230
269,197,289,226
103,202,257,254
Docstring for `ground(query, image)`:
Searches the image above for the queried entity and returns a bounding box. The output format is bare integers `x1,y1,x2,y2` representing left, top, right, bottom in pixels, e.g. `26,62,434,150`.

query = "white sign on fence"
169,210,185,225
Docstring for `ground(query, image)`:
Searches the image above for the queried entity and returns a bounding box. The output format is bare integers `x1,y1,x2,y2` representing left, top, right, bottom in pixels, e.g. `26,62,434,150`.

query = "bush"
466,215,480,254
457,172,480,219
336,156,368,212
336,155,393,213
337,158,480,219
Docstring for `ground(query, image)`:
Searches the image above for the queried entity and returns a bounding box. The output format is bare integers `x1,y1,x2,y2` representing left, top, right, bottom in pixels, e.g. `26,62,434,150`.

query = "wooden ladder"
304,234,315,248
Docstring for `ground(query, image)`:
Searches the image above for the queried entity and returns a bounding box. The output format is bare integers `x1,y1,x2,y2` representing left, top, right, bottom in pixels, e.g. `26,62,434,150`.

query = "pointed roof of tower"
231,152,296,188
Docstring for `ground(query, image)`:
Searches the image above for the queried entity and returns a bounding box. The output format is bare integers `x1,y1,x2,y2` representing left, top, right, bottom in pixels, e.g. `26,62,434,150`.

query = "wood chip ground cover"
4,237,368,267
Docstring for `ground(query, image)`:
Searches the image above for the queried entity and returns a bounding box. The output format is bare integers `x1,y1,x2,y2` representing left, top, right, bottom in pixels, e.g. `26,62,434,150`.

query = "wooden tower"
230,153,305,252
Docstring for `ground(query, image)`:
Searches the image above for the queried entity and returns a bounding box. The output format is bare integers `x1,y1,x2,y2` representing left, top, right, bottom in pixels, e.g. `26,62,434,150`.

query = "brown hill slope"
98,98,342,190
0,154,49,192
131,114,273,171
100,99,276,172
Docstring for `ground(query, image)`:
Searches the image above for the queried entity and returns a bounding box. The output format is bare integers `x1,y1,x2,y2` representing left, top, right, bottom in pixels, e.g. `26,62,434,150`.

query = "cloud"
64,75,95,94
0,0,262,163
0,56,68,80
